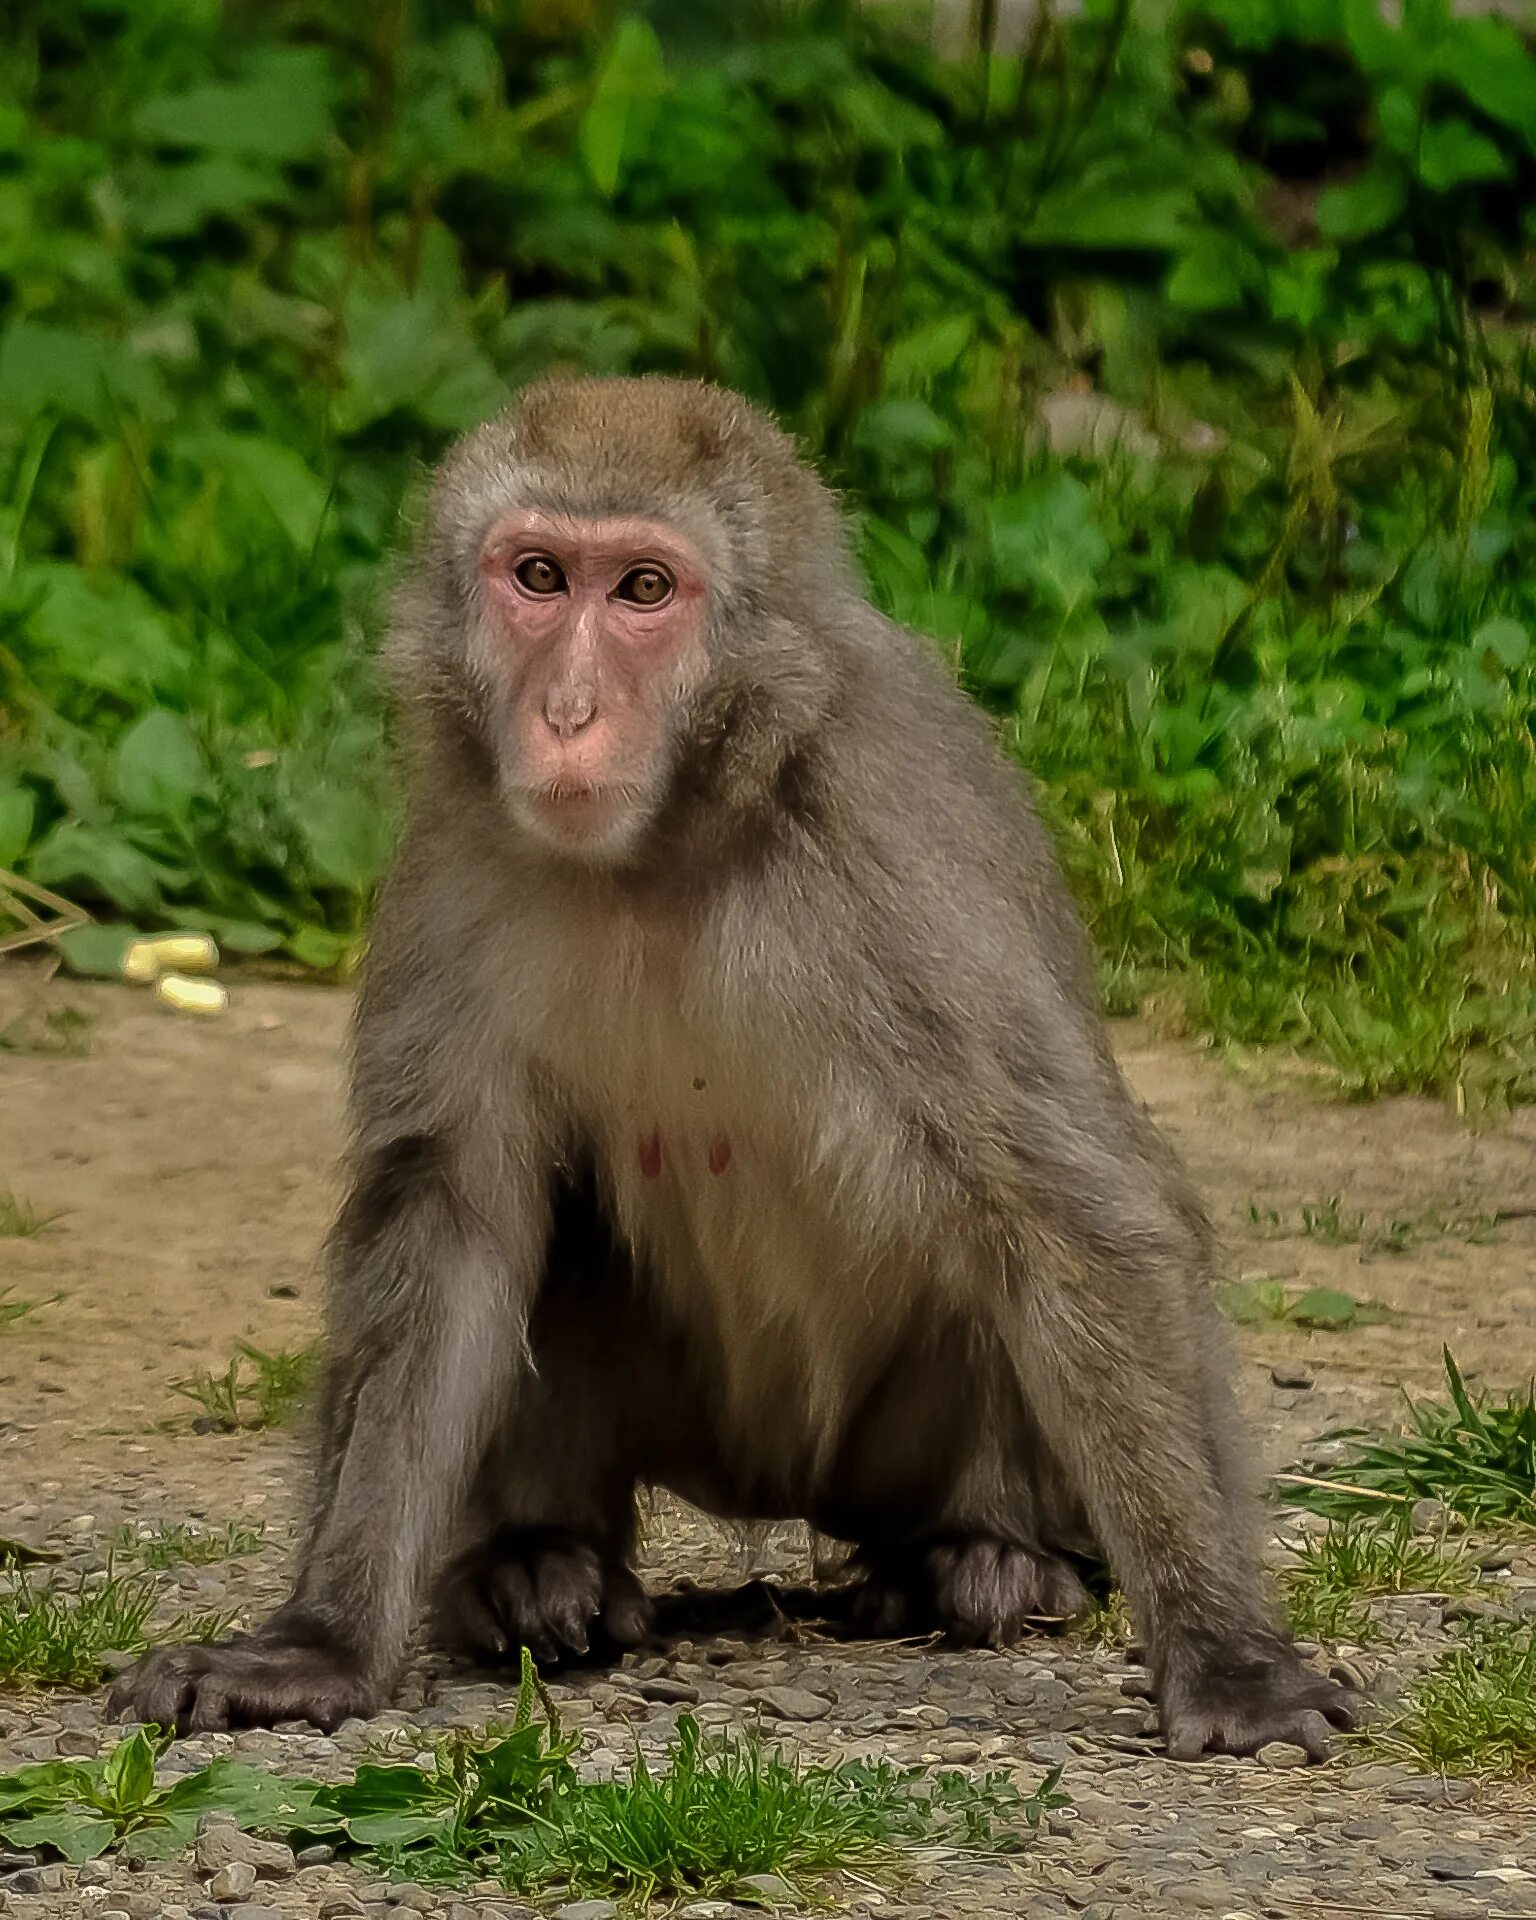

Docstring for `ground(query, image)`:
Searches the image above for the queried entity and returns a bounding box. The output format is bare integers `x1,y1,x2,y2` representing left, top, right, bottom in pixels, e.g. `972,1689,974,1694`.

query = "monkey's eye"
616,566,673,607
513,555,567,595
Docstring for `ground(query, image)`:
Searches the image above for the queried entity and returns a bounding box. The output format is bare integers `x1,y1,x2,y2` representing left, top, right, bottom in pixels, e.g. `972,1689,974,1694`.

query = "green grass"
0,1568,231,1691
1286,1349,1536,1529
171,1342,318,1433
0,1005,96,1058
1280,1514,1483,1645
0,1288,49,1331
0,1194,55,1238
1369,1621,1536,1778
1246,1199,1502,1255
0,1653,1067,1893
108,1521,266,1570
1220,1277,1389,1333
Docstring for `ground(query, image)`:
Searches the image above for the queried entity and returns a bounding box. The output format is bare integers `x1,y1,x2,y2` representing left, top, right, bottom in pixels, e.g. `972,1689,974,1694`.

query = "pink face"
475,511,710,860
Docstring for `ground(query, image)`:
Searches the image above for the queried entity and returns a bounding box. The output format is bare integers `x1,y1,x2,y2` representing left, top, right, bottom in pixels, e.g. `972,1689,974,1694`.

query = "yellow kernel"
153,974,229,1016
122,933,220,982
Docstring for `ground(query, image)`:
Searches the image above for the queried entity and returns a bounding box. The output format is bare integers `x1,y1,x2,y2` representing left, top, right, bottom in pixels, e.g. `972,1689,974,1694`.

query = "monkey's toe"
107,1636,375,1734
437,1526,651,1667
849,1538,1091,1646
1158,1639,1362,1761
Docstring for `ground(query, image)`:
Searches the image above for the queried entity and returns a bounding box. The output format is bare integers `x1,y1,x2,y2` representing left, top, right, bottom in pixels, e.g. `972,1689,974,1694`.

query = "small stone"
1426,1856,1491,1882
319,1901,365,1918
296,1843,337,1867
197,1811,239,1834
1410,1496,1449,1534
77,1862,113,1887
751,1685,832,1721
1269,1364,1314,1390
554,1903,617,1920
1385,1775,1475,1806
99,1649,139,1678
1256,1741,1311,1770
386,1886,438,1912
194,1829,296,1879
677,1905,736,1919
737,1873,794,1903
208,1863,258,1901
0,1857,37,1874
225,1908,283,1920
634,1675,700,1705
1,1872,44,1895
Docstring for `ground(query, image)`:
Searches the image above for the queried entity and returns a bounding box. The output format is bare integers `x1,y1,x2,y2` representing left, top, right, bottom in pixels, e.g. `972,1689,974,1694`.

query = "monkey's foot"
849,1537,1092,1646
1158,1635,1362,1761
436,1525,653,1666
107,1633,376,1734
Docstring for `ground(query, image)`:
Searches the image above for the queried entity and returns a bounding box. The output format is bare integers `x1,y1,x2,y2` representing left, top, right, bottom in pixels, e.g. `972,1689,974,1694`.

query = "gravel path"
2,974,1534,1916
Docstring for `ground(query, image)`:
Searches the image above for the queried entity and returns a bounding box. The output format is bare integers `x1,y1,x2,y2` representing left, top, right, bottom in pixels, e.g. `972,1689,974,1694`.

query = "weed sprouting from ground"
109,1521,267,1569
0,1194,56,1238
1285,1350,1536,1528
0,1568,232,1691
1220,1277,1389,1333
171,1342,318,1432
0,1288,52,1330
1370,1622,1536,1778
0,1005,96,1058
0,1651,1067,1892
1280,1514,1482,1645
1245,1199,1502,1255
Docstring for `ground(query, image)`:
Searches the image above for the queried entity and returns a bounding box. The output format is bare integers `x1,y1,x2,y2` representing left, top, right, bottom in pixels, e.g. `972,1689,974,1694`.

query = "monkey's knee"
849,1537,1092,1646
434,1525,652,1668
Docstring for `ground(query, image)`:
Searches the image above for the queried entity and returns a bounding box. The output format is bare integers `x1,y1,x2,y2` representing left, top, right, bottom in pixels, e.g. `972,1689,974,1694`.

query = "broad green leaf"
297,786,392,894
1316,164,1406,240
29,825,173,919
1472,617,1529,671
191,433,331,551
101,1731,158,1813
133,48,336,162
579,19,666,197
132,156,285,240
1416,117,1511,192
1438,18,1536,143
990,476,1110,617
55,924,139,978
343,1810,452,1846
114,710,208,823
1289,1287,1363,1331
285,924,353,970
1,1813,116,1862
0,788,34,866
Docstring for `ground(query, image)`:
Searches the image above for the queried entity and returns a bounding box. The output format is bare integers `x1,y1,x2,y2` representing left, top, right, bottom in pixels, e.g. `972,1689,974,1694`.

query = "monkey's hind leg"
823,1319,1097,1646
433,1184,656,1668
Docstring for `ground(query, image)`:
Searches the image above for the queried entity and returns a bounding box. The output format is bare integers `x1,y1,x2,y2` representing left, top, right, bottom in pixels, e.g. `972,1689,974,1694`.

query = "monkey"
110,376,1358,1760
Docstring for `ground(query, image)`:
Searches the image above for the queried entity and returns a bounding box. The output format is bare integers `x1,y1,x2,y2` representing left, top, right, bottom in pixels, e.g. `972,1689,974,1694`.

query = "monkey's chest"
541,988,924,1449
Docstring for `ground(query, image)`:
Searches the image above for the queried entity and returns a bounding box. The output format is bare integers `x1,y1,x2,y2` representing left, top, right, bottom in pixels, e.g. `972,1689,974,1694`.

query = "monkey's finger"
1294,1708,1333,1761
601,1577,654,1648
109,1653,204,1731
186,1676,237,1735
1323,1688,1362,1731
1163,1722,1205,1762
451,1582,511,1661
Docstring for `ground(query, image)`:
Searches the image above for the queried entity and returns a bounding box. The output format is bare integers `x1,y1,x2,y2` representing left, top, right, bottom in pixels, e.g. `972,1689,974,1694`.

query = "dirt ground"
2,966,1535,1918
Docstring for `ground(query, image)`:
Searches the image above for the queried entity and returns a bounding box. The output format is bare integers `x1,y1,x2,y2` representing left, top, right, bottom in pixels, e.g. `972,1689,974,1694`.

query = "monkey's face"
473,510,711,862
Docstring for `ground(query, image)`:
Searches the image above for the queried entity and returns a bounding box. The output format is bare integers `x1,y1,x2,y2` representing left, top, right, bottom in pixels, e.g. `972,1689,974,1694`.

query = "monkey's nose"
544,691,597,738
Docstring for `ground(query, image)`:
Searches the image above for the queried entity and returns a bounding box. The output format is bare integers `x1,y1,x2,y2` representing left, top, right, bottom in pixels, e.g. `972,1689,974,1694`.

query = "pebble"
751,1686,833,1721
193,1830,296,1878
554,1903,618,1920
1425,1855,1493,1881
1269,1364,1314,1389
1256,1741,1311,1770
634,1676,701,1705
207,1863,258,1900
737,1872,796,1902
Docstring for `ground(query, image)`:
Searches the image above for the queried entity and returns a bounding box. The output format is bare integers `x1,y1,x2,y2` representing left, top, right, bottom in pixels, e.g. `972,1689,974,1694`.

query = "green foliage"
2,1,1535,1095
0,1285,48,1326
1371,1620,1536,1778
0,1192,55,1237
171,1341,318,1432
1290,1349,1536,1527
0,1651,1065,1897
1280,1511,1481,1644
1220,1277,1388,1331
109,1521,267,1570
0,1567,230,1692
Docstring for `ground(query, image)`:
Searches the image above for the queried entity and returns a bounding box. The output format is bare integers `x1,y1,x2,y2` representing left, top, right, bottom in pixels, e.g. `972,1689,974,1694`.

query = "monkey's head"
403,377,860,866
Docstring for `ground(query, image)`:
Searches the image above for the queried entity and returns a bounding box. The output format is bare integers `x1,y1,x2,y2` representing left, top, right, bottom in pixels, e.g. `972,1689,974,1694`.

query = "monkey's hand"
106,1628,378,1735
1157,1634,1362,1761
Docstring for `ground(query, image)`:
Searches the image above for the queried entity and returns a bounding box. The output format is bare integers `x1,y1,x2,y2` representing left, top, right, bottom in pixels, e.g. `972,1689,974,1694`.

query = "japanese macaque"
111,377,1358,1759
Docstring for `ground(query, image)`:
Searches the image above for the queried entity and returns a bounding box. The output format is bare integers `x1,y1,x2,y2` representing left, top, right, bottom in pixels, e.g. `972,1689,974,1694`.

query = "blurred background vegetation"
2,0,1534,1108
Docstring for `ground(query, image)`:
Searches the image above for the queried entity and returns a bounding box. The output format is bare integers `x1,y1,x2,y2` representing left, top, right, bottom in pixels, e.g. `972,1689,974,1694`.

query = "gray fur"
109,379,1356,1756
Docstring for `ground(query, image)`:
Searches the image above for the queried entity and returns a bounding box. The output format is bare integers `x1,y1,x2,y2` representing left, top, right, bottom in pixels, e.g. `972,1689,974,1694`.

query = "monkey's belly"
595,1106,937,1509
